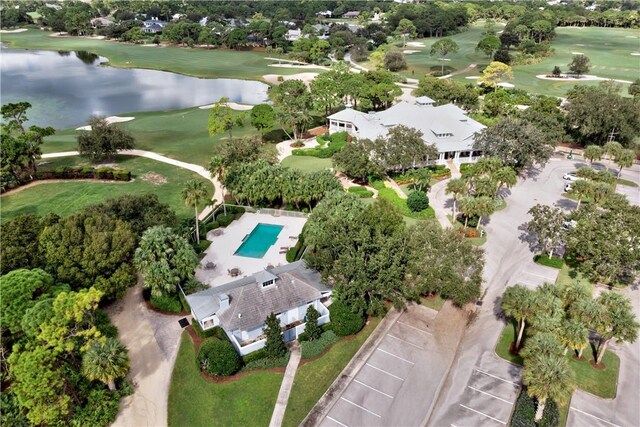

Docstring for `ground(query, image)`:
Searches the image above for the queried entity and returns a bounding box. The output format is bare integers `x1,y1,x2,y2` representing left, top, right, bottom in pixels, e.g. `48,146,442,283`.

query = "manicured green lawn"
168,333,283,427
421,295,446,311
495,323,620,399
280,155,333,173
1,156,213,221
377,188,435,220
1,28,303,81
556,262,593,294
282,317,382,427
534,254,565,269
43,107,258,166
617,177,639,188
403,22,639,96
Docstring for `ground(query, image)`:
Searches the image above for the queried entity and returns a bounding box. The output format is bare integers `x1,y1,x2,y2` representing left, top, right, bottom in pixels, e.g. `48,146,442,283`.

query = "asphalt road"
317,303,468,427
428,157,640,427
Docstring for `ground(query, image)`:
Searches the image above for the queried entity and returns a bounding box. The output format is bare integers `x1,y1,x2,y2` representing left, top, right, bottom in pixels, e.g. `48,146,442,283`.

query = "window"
262,279,275,288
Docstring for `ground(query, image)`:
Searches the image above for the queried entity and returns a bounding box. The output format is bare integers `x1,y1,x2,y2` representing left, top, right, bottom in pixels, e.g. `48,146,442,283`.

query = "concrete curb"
300,308,403,427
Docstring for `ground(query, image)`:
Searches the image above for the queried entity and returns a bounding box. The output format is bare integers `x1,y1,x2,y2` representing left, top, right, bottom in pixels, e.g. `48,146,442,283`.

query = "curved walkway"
42,150,222,220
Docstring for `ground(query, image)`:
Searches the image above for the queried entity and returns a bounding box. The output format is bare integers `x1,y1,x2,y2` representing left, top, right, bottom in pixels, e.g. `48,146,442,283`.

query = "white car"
563,172,582,182
564,182,573,192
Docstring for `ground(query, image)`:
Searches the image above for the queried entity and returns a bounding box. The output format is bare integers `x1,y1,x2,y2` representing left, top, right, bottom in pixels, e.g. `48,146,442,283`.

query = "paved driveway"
318,303,467,427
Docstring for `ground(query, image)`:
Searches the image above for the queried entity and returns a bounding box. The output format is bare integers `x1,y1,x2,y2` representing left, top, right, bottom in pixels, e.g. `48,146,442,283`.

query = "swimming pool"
234,223,284,258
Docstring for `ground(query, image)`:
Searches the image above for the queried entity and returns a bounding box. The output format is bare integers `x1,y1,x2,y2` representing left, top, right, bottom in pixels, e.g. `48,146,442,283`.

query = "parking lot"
318,304,467,427
435,352,521,427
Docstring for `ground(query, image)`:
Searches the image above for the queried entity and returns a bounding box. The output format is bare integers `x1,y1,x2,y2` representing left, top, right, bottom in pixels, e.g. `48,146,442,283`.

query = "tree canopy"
77,116,135,161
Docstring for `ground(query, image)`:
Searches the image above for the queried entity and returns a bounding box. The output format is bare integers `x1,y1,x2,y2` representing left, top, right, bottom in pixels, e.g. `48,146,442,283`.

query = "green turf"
556,262,594,294
495,323,620,399
402,23,639,97
421,295,446,311
282,317,382,427
1,155,213,221
377,187,435,219
616,177,639,188
280,155,333,173
42,107,259,167
1,28,303,81
168,333,283,427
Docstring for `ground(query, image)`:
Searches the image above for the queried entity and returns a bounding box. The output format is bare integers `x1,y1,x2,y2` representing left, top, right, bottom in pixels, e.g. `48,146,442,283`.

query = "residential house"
90,17,113,28
286,29,303,41
185,261,332,356
326,100,486,164
141,17,167,33
343,11,360,19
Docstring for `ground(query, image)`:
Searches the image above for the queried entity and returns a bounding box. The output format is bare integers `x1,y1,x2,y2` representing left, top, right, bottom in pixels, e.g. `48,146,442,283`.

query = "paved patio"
195,212,307,287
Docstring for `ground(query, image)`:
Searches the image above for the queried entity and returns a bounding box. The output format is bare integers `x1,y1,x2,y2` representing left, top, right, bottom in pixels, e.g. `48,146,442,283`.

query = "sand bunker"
497,82,515,88
263,72,318,85
199,102,254,111
403,50,420,54
268,63,328,70
140,172,167,185
571,51,584,55
0,28,28,33
536,74,632,84
631,52,640,56
76,116,135,131
465,76,480,80
406,42,426,48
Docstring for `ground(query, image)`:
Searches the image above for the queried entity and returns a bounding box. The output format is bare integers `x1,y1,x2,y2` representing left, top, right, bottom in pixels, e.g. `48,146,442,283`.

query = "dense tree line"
304,192,484,315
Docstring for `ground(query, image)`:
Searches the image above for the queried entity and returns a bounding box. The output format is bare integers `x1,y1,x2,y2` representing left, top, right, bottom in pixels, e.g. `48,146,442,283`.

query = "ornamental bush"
407,191,429,212
300,331,338,359
329,301,365,337
197,338,243,377
149,295,182,313
510,390,536,427
216,213,235,227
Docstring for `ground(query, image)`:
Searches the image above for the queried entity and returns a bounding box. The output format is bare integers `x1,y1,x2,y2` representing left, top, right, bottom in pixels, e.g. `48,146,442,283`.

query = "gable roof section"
185,261,330,331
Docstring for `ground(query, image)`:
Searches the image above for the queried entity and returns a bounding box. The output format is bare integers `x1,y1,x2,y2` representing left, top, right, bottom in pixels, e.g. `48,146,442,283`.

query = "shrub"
192,321,226,339
286,237,305,262
407,191,429,212
304,305,322,341
368,179,386,191
205,221,220,231
456,214,479,228
191,239,210,254
292,131,348,158
263,312,287,358
329,301,365,337
216,213,235,227
533,254,564,269
538,399,559,427
241,350,290,372
197,338,243,376
510,390,536,427
300,331,338,359
348,186,374,198
286,247,297,263
150,294,182,313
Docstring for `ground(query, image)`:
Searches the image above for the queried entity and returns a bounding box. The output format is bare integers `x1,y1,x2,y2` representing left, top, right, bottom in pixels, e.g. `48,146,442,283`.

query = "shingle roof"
185,261,330,331
327,101,485,153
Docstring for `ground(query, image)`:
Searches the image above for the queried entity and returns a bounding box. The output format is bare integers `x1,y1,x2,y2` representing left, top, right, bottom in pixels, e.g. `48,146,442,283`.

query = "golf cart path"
42,150,222,220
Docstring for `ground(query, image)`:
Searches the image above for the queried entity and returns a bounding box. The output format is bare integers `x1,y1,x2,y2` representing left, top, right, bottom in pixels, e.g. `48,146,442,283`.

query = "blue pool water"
234,223,284,258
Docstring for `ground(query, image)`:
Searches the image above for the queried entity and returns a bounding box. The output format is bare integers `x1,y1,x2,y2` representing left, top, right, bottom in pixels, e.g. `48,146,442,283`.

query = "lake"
0,47,269,129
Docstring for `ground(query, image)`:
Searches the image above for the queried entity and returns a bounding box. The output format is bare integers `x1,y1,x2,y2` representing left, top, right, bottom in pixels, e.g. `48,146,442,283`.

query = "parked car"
563,220,577,231
564,182,573,192
563,172,582,182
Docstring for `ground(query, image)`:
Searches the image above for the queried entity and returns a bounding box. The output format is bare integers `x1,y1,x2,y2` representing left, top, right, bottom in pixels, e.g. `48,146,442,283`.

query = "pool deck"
195,212,307,287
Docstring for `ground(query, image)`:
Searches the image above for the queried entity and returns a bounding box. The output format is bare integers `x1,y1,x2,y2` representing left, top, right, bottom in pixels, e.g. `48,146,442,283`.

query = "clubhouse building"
327,97,485,165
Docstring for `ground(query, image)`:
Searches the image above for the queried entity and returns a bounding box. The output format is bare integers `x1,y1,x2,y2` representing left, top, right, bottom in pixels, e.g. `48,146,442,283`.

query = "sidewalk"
269,342,302,427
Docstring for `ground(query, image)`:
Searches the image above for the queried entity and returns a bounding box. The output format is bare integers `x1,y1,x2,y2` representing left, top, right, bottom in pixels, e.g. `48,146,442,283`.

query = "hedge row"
533,254,565,269
300,330,338,359
286,235,306,263
192,322,227,340
150,294,183,313
36,166,131,181
510,390,559,427
292,131,348,158
348,186,374,198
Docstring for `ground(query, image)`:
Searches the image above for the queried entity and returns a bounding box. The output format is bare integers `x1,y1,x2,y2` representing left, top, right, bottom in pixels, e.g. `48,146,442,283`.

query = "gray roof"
327,101,485,153
185,261,330,331
416,95,435,105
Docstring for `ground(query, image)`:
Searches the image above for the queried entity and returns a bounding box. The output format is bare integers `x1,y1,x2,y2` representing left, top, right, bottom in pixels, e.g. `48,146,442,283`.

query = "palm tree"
591,181,613,207
493,166,517,196
559,318,589,357
613,149,634,177
571,179,592,209
592,292,639,365
82,338,129,391
520,332,564,361
208,155,227,216
523,354,576,421
583,145,603,166
501,285,536,350
473,195,495,230
603,140,622,161
457,195,476,228
445,178,466,220
182,180,209,244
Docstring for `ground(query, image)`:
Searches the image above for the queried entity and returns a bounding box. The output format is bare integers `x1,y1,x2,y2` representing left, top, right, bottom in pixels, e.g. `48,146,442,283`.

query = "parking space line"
354,379,394,398
468,386,513,404
387,334,425,350
326,415,349,427
397,320,433,335
377,348,415,365
474,368,518,385
569,407,621,427
366,363,405,381
459,404,506,425
340,397,382,418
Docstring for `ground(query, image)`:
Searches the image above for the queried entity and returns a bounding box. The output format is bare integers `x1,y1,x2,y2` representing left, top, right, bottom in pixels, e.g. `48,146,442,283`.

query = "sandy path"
0,28,28,33
262,72,318,85
106,283,184,427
